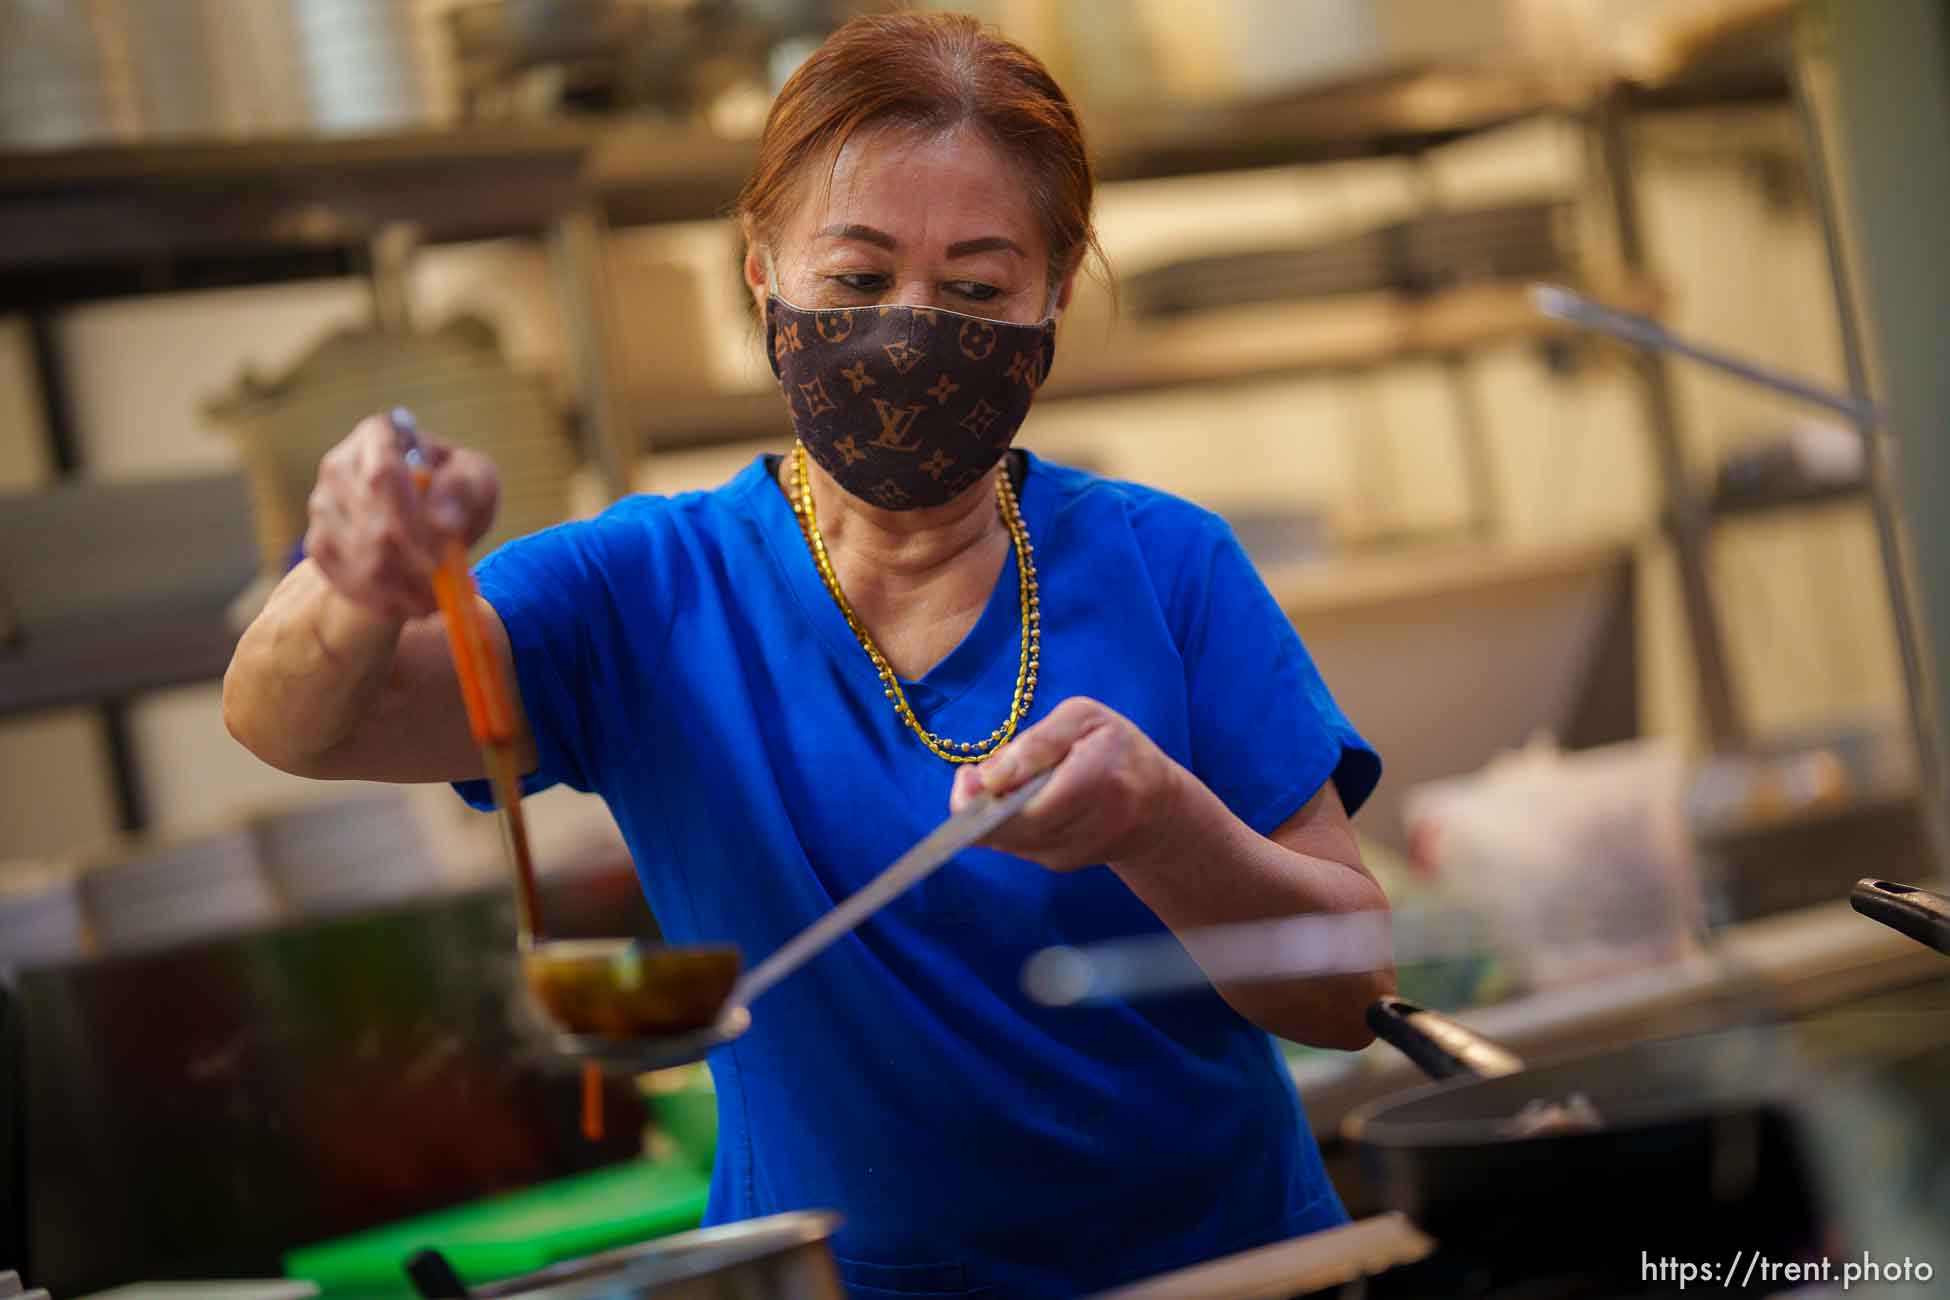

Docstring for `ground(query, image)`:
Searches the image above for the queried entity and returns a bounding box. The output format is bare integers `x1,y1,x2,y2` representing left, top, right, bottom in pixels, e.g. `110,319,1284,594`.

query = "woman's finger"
427,448,501,545
973,697,1101,794
981,731,1118,863
352,417,441,569
948,762,984,814
981,717,1165,871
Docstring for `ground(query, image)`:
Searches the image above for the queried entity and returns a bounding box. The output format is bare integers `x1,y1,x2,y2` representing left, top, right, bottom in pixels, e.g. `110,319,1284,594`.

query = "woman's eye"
950,281,1001,302
832,273,886,293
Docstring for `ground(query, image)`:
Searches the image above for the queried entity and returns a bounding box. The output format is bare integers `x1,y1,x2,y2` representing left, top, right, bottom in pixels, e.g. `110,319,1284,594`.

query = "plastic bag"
1403,735,1704,992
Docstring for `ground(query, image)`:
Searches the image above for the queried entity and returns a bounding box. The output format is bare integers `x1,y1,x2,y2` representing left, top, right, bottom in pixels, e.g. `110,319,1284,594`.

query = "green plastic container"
638,1063,719,1174
283,1158,709,1298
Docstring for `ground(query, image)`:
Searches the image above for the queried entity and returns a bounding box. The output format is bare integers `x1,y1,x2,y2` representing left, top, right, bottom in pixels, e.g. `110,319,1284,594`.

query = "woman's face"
746,122,1074,326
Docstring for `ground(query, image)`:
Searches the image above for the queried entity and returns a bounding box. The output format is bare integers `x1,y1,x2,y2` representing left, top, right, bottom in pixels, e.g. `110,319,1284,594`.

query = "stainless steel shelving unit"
0,65,1583,822
5,47,1886,839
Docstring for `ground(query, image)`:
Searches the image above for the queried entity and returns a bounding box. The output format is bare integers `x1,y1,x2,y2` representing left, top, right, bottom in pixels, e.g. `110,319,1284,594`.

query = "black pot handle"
1851,879,1950,957
407,1247,473,1298
1366,996,1526,1082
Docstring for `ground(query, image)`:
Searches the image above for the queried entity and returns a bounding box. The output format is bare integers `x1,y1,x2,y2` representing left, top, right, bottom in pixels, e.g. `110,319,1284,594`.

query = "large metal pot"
409,1211,845,1300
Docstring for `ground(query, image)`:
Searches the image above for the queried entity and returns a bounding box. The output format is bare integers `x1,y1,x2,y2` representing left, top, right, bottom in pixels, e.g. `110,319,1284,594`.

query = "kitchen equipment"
0,862,86,969
558,769,1055,1071
639,1064,717,1174
10,882,645,1298
528,942,743,1040
1345,997,1824,1283
250,788,443,917
1531,283,1887,425
1129,202,1571,318
1850,877,1950,956
401,1210,844,1300
401,408,546,946
0,0,432,150
404,404,723,1046
0,1269,48,1300
1539,274,1947,893
209,321,575,580
1081,1213,1433,1300
1025,909,1430,1007
286,1157,708,1297
402,407,713,1046
73,1285,317,1300
78,827,280,955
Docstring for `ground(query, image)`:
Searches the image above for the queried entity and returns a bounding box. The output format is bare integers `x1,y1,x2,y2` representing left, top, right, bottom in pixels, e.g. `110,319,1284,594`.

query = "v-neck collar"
742,450,1047,717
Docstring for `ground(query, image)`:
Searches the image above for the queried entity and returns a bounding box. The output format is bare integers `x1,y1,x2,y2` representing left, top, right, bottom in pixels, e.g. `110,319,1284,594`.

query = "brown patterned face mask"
766,295,1057,510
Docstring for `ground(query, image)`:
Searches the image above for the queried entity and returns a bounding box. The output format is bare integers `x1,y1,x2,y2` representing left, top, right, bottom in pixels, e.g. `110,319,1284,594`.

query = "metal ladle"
395,408,740,1049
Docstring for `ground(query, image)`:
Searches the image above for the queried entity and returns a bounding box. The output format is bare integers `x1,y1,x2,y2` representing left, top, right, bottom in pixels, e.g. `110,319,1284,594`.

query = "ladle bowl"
522,938,743,1039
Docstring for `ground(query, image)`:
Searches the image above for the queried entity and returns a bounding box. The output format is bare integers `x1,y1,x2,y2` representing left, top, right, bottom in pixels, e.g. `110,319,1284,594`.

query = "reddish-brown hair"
733,10,1102,294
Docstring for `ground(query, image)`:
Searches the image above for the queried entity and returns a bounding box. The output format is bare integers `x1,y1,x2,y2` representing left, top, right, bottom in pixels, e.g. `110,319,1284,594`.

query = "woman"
225,12,1391,1296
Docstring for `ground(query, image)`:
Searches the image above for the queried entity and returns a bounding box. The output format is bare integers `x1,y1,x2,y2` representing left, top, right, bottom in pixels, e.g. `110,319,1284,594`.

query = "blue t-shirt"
459,451,1379,1298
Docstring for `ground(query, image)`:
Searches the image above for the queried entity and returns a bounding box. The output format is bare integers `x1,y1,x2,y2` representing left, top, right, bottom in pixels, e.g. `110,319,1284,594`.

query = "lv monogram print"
766,295,1057,511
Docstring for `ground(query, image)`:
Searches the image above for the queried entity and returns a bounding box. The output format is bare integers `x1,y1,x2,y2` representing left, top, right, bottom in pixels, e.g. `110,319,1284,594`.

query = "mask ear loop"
761,248,787,311
759,247,788,381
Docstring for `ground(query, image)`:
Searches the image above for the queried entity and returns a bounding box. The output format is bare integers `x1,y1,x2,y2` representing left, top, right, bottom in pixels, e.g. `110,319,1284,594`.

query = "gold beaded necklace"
786,441,1040,764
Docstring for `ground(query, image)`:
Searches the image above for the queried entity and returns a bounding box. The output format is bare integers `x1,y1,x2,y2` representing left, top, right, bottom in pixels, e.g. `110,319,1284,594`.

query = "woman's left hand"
948,696,1184,872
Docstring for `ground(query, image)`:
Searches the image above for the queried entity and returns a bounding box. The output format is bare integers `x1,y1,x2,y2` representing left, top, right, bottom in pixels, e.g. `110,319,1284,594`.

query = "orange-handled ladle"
393,407,545,945
391,408,743,1058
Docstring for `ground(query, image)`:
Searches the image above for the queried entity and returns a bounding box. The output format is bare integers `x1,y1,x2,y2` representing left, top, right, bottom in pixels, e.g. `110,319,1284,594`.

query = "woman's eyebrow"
818,223,897,249
814,224,1024,260
947,236,1025,259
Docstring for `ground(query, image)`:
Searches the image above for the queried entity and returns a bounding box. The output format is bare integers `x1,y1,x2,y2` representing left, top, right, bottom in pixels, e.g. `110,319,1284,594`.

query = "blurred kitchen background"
2,0,1948,1295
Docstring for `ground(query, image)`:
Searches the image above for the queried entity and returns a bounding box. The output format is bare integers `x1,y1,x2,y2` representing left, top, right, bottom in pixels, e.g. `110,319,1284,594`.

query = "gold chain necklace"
787,441,1039,764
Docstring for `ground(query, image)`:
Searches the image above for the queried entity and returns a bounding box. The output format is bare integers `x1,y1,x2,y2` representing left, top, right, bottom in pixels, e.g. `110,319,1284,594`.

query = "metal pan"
1850,877,1950,956
406,1210,844,1299
1345,998,1826,1283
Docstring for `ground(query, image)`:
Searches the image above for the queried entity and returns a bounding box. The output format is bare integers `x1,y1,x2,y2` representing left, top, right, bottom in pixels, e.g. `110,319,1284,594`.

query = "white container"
81,828,280,955
0,863,88,969
251,789,442,917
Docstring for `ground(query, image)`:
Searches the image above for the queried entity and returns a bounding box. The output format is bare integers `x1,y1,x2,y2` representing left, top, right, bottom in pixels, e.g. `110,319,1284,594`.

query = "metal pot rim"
474,1209,843,1298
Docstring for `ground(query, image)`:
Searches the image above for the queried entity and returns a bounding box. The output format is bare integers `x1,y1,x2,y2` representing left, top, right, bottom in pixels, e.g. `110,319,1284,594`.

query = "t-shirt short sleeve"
1176,516,1381,836
452,517,623,811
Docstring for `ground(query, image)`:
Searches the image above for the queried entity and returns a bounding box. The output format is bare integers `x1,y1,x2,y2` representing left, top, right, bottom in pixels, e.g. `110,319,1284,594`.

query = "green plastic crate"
283,1158,710,1298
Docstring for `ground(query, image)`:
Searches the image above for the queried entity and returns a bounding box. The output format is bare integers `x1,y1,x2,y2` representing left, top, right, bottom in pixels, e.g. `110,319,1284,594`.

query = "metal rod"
549,203,633,502
1023,911,1406,1006
1444,351,1503,537
1589,102,1745,748
24,313,80,477
1531,285,1884,425
732,771,1052,1010
100,698,148,834
1788,25,1949,878
27,312,150,832
366,222,419,336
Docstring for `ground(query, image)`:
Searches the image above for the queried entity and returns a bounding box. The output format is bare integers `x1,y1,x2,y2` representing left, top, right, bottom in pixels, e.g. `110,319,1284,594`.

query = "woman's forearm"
1107,767,1394,1049
223,559,406,775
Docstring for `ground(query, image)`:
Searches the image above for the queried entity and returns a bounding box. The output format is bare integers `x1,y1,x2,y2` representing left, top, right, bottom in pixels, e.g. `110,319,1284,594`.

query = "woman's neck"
779,450,1006,587
775,448,1012,679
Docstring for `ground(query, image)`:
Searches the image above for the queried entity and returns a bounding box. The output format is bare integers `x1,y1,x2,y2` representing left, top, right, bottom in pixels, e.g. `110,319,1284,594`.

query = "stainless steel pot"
410,1211,845,1300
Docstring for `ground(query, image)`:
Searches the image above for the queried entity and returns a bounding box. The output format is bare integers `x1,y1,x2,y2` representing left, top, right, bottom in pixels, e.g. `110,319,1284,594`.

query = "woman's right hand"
304,411,501,621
